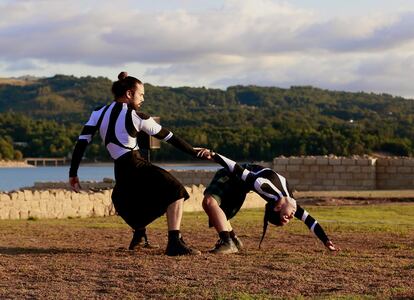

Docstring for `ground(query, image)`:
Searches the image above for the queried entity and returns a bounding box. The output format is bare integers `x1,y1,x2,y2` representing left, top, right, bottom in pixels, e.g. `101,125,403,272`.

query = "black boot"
229,230,244,251
231,236,244,251
165,231,201,256
129,229,159,250
209,238,238,254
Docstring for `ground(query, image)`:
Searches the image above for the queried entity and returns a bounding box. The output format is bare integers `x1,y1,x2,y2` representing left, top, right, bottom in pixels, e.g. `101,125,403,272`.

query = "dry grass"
0,203,413,299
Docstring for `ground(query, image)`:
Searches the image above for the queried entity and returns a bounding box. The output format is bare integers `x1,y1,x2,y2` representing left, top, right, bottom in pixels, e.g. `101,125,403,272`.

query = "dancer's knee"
202,194,218,211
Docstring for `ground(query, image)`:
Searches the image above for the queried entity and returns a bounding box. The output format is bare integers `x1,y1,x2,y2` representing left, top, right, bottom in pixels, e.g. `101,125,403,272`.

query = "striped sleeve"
294,205,329,244
131,111,162,136
153,128,174,141
213,153,254,184
78,106,106,143
69,140,88,177
70,105,106,177
165,134,197,156
152,127,197,157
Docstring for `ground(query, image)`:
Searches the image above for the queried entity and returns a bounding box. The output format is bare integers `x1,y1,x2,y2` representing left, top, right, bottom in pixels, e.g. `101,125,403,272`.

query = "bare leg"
226,220,233,232
166,198,184,231
165,198,201,256
202,194,228,233
203,194,239,254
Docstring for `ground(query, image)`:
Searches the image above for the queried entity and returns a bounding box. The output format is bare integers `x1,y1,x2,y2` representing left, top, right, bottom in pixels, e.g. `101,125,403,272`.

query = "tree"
0,137,14,160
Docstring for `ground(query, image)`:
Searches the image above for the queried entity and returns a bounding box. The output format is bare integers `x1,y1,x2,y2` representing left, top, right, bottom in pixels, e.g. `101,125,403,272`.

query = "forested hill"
0,74,413,161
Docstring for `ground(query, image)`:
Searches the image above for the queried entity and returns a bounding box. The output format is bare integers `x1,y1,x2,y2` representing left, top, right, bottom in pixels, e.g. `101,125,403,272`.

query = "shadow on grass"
0,246,165,256
0,246,93,255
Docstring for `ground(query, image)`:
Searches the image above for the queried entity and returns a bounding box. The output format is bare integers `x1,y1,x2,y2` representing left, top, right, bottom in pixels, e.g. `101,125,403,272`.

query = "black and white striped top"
80,102,167,159
213,153,330,244
214,153,294,203
69,102,197,177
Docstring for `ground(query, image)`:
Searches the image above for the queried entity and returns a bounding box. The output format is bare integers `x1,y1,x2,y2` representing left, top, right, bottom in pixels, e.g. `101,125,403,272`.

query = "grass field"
0,203,413,299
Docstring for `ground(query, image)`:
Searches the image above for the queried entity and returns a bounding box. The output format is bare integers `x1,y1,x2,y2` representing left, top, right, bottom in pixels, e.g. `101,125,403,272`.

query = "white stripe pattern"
80,102,164,160
218,154,236,172
79,134,92,143
310,221,318,233
85,105,107,127
107,143,133,160
277,173,291,197
99,102,115,143
241,169,250,181
115,108,139,150
254,177,284,201
301,210,309,222
163,132,173,141
132,111,162,135
250,168,272,176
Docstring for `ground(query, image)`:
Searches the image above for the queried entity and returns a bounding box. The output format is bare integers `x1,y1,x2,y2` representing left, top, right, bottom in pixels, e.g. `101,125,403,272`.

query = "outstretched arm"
69,140,88,177
134,112,206,158
211,152,250,180
69,139,87,192
69,106,105,191
153,128,198,157
295,205,339,251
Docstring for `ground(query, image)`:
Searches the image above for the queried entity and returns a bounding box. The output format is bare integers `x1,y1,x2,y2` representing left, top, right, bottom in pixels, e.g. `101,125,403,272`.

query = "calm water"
0,163,220,192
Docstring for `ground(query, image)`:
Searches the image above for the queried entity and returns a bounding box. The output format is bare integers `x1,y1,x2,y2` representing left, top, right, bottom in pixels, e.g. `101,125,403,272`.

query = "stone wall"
168,161,271,187
273,156,377,191
376,157,414,189
0,186,264,220
172,156,414,191
0,189,114,220
169,170,215,187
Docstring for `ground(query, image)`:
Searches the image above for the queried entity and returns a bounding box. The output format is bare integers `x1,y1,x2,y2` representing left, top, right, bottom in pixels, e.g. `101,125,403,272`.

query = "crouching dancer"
203,152,339,254
69,72,210,256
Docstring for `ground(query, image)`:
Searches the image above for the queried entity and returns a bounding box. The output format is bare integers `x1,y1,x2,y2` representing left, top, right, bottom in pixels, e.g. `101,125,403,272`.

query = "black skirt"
111,150,189,229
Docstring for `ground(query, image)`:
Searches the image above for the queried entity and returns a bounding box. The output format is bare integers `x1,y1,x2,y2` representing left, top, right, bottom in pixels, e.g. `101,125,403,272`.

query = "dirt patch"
0,205,413,299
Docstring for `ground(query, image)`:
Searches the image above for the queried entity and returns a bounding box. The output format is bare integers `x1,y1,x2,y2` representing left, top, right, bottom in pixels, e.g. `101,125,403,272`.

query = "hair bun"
118,71,128,80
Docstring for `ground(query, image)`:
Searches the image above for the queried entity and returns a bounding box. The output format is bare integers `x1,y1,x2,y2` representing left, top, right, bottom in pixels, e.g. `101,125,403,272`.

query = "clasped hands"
194,147,214,160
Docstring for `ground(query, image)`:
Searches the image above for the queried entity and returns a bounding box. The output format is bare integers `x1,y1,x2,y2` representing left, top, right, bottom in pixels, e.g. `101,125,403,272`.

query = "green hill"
0,75,413,161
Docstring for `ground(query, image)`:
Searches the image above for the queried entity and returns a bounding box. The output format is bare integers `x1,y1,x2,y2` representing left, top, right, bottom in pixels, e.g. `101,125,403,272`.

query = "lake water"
0,163,220,192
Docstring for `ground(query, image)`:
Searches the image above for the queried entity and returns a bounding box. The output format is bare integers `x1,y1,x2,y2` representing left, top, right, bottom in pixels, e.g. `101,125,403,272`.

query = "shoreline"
0,160,34,168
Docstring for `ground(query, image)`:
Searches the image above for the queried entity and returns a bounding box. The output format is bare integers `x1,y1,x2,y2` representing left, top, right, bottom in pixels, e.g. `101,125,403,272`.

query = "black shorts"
204,168,250,224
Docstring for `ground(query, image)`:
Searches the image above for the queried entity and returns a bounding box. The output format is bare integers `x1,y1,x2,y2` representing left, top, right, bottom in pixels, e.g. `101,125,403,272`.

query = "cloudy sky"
1,0,414,98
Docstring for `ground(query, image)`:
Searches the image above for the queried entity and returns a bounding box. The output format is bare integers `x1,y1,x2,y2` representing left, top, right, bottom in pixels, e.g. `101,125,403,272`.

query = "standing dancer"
69,72,209,256
203,152,339,254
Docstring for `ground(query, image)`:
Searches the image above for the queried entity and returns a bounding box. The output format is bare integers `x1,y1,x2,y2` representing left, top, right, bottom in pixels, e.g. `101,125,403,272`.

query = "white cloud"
0,0,314,63
298,12,414,53
4,59,42,71
0,0,414,97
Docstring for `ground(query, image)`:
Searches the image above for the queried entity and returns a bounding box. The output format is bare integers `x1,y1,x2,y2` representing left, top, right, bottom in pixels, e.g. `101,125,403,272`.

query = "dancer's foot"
129,230,159,250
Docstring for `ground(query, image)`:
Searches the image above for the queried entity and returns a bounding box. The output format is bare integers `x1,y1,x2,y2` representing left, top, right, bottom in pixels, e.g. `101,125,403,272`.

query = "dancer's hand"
69,176,81,192
194,147,213,160
325,240,340,251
